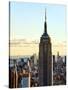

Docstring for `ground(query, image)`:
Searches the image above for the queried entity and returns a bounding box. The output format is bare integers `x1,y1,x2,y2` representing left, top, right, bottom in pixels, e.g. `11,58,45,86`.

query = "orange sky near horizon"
10,39,66,57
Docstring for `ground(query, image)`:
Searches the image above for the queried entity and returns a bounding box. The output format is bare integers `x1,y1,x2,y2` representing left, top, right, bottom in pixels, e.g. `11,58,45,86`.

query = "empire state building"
39,10,52,86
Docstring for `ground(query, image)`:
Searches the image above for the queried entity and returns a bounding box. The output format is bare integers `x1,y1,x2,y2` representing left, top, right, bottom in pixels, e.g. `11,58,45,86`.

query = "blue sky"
10,2,66,42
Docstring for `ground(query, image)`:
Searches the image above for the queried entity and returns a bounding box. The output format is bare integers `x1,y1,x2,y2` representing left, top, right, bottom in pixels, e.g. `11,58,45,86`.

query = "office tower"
39,10,52,86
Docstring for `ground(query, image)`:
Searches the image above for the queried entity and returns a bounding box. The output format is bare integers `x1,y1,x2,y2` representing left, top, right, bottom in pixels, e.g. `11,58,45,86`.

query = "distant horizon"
10,38,66,56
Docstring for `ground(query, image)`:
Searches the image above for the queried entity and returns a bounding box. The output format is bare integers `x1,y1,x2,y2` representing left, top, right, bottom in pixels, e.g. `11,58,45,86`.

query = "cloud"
10,38,66,56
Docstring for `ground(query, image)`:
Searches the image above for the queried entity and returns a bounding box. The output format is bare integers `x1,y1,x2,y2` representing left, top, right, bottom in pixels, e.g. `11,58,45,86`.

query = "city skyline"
9,2,66,88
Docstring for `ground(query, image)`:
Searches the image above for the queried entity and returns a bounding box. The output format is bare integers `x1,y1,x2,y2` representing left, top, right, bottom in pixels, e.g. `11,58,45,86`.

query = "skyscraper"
39,10,52,86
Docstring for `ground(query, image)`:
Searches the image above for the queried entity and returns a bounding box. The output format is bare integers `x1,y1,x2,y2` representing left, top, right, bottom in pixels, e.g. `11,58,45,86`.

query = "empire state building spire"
44,9,47,35
39,9,52,86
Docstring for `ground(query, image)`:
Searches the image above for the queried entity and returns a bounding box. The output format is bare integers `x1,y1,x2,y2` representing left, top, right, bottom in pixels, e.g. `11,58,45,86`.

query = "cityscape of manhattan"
9,2,66,88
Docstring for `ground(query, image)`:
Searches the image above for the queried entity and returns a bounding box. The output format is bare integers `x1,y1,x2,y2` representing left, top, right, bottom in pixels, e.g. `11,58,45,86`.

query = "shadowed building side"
39,10,52,86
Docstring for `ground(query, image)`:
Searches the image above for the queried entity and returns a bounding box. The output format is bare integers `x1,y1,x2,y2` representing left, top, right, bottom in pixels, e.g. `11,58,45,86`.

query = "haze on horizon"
10,38,66,56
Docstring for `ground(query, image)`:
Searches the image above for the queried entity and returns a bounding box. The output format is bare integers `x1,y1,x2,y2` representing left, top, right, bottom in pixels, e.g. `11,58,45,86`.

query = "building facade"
39,10,52,86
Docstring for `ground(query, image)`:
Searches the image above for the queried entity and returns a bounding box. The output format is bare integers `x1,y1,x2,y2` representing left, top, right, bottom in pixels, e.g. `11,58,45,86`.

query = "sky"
10,2,66,42
10,2,66,56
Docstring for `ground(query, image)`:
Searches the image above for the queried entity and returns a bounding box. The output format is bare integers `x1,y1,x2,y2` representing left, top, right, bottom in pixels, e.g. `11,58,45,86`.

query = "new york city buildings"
9,9,66,88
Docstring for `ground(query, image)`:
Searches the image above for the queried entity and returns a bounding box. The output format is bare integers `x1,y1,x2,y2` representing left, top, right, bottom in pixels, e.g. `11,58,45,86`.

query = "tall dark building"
39,10,52,86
